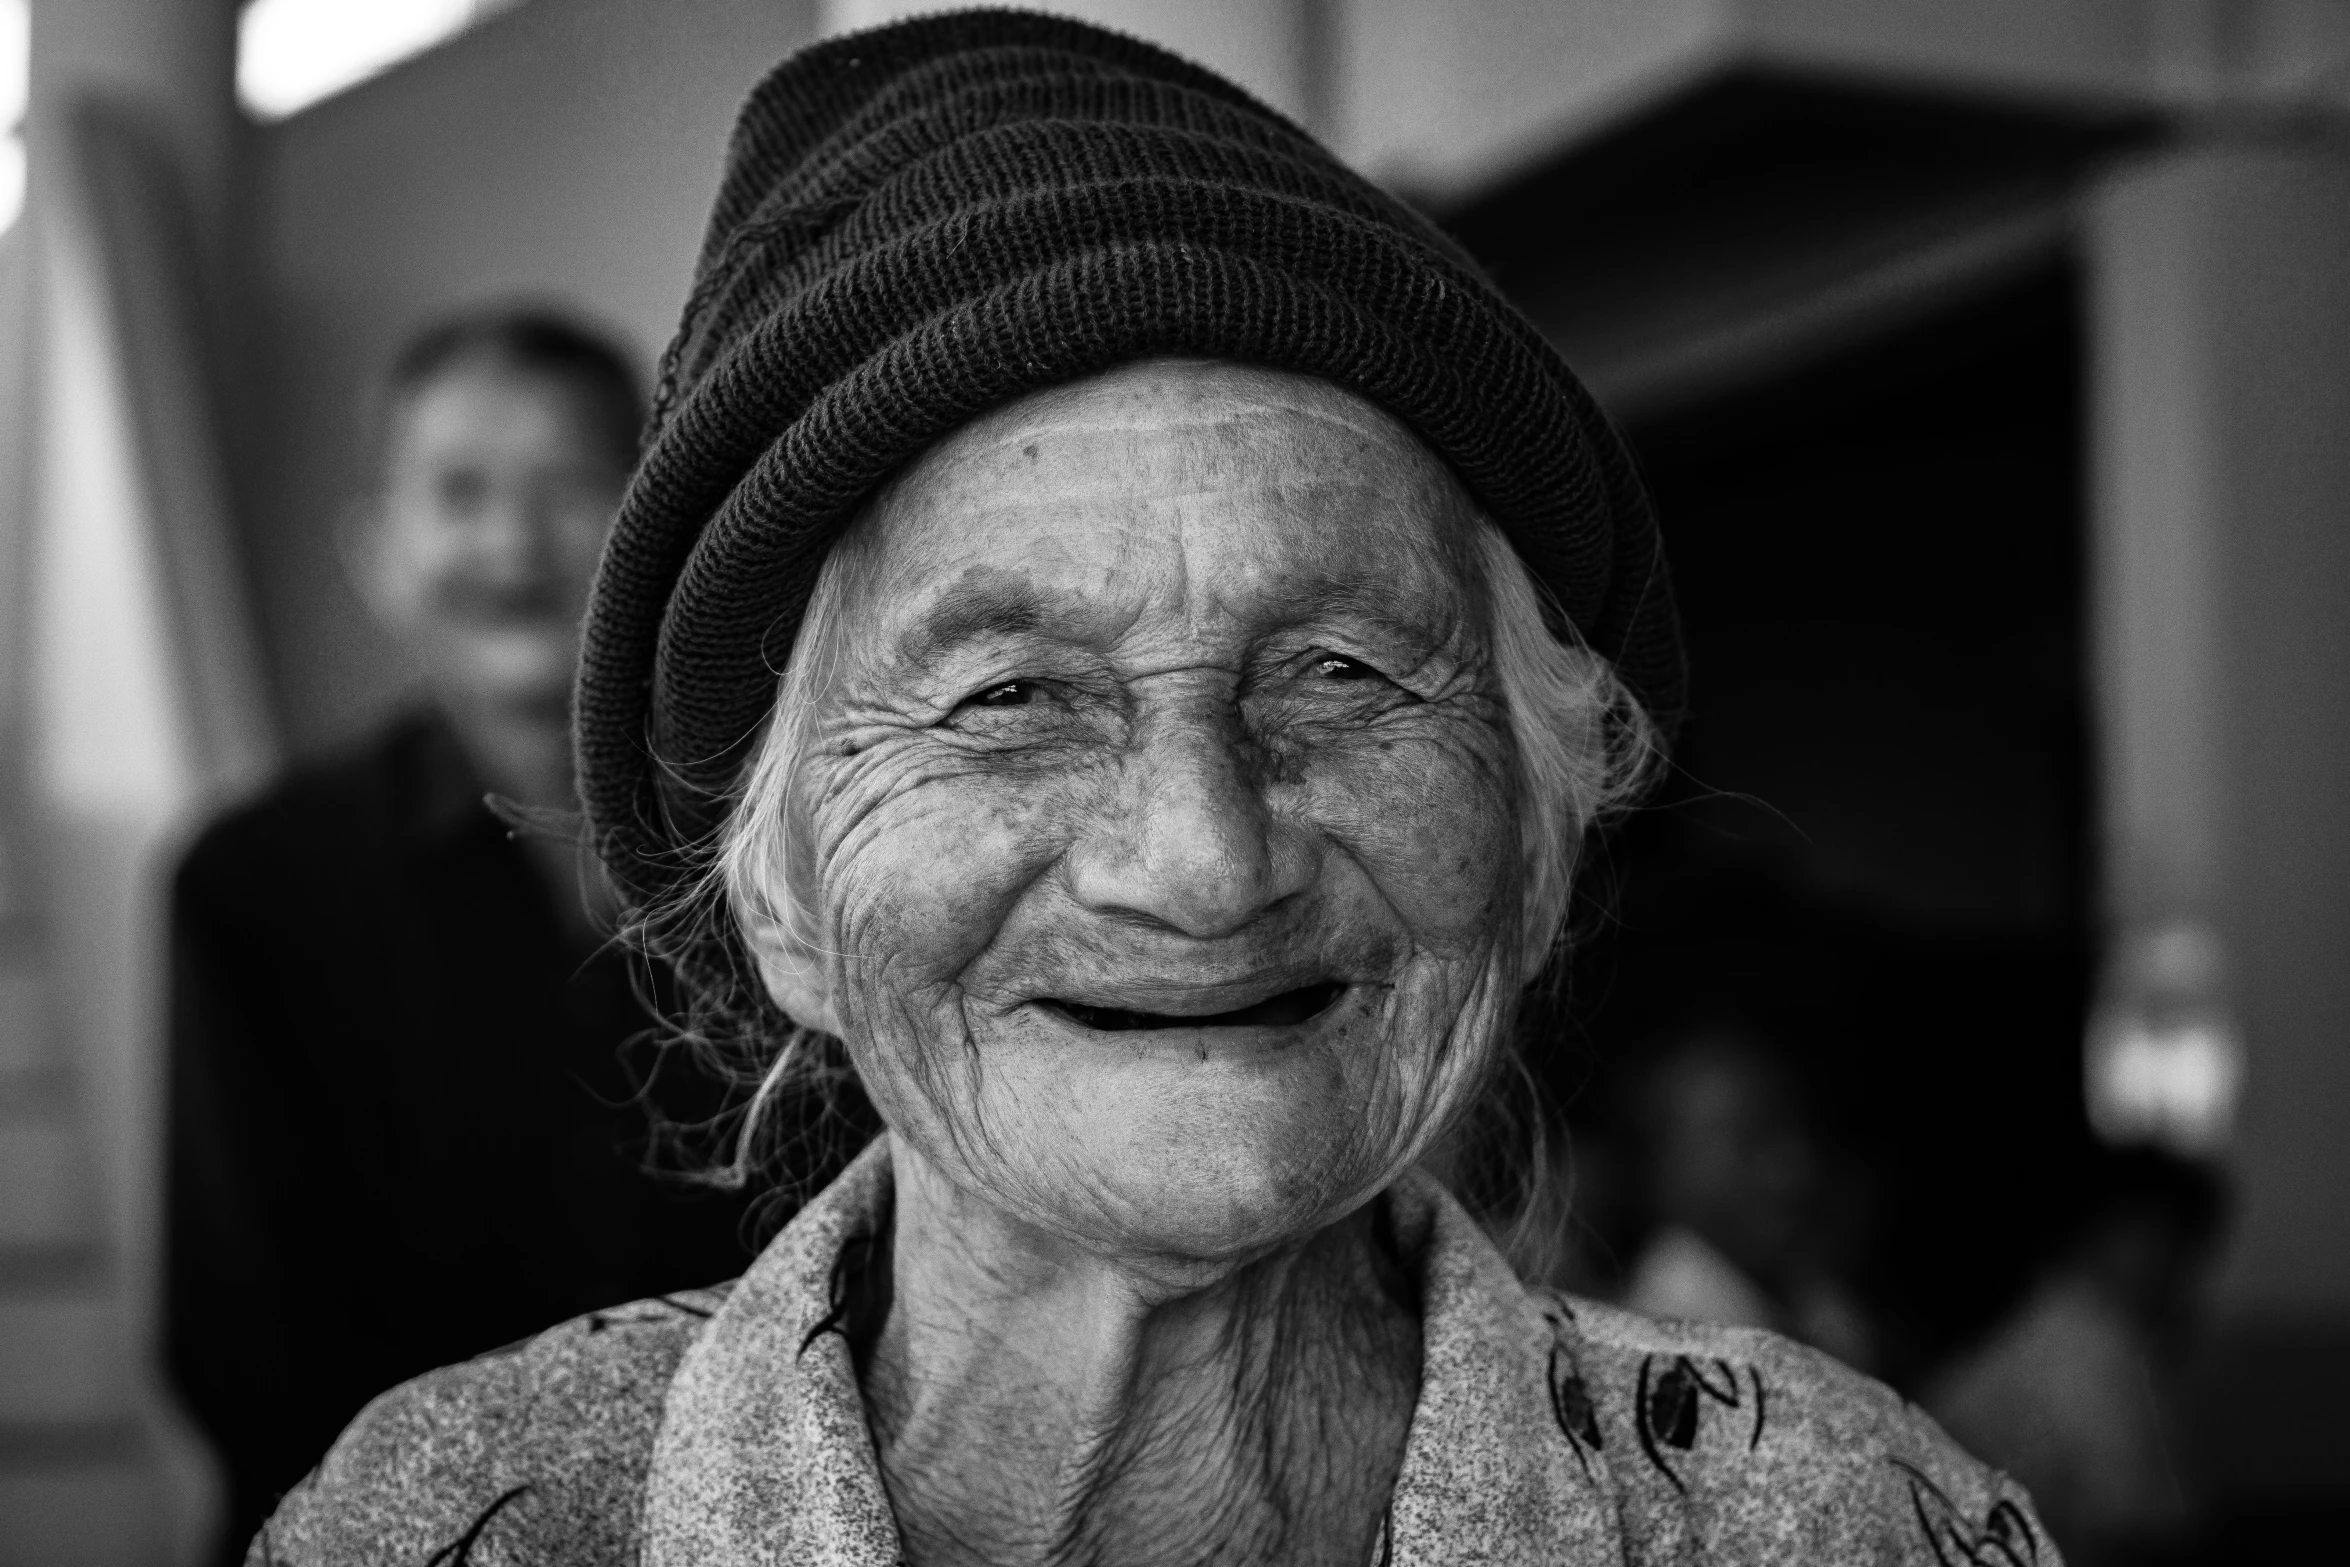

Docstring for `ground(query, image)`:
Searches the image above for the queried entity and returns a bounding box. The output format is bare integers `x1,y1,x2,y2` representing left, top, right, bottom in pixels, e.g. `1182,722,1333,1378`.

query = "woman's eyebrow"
894,579,1056,664
1278,571,1456,646
892,565,1457,664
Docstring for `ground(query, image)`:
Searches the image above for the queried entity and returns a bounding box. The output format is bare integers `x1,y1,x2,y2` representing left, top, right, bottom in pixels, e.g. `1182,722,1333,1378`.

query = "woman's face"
753,360,1530,1267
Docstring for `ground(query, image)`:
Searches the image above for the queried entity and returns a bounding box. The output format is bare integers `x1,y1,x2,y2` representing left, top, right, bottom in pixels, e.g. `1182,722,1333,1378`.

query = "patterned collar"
261,1125,2048,1562
642,1138,1631,1566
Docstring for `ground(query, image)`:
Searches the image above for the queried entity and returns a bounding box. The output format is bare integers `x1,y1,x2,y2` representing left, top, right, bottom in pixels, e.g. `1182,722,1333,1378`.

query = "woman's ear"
741,905,843,1037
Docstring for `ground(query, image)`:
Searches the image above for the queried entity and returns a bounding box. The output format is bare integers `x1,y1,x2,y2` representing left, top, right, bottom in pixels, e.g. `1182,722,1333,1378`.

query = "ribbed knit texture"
576,6,1684,906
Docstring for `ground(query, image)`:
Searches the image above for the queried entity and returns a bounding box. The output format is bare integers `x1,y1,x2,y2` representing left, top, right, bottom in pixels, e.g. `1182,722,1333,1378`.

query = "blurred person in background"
1623,1009,1879,1371
1924,1146,2228,1566
164,307,757,1562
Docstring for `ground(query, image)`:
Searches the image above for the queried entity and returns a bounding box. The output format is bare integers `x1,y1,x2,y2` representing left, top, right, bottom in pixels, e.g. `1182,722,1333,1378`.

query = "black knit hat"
577,7,1682,905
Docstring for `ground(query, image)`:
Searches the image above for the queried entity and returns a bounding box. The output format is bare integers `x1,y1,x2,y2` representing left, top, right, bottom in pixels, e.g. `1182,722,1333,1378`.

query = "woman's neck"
851,1144,1422,1567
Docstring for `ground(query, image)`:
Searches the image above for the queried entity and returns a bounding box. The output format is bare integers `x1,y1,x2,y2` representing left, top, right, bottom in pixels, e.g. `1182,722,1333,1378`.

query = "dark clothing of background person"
165,710,754,1562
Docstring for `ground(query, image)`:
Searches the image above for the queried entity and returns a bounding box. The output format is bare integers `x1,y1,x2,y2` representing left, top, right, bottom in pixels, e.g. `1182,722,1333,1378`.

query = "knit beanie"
576,7,1683,910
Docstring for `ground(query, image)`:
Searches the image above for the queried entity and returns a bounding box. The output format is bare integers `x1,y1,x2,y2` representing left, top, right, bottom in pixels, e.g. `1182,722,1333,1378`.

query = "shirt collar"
643,1139,1628,1567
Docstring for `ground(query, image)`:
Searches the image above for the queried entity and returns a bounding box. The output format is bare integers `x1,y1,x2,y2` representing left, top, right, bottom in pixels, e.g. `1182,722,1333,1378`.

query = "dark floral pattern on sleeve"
422,1485,531,1566
1892,1457,2043,1567
1634,1354,1767,1492
1541,1304,1606,1476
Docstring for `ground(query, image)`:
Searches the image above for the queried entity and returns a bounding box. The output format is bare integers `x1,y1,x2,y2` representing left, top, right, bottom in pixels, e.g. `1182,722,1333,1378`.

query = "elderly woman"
258,14,2053,1567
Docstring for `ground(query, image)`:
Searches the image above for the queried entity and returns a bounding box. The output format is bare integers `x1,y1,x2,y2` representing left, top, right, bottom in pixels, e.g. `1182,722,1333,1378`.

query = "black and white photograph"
1,3,2346,1563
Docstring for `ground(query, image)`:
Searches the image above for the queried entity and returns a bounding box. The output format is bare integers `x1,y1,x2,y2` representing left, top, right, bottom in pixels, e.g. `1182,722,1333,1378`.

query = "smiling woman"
724,362,1618,1265
708,363,1648,1266
252,12,2060,1567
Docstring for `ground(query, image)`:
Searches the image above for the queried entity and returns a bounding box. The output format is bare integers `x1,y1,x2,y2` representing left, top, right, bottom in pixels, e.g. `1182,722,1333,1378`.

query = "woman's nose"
1066,707,1318,939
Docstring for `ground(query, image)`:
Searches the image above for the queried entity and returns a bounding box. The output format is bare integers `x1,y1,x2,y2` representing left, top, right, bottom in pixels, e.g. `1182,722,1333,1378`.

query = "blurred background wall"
2,1,2347,1562
7,2,264,1561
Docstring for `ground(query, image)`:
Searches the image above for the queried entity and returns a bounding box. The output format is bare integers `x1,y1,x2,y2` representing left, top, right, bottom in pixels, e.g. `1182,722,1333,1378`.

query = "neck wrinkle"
862,1139,1421,1567
646,1138,1615,1567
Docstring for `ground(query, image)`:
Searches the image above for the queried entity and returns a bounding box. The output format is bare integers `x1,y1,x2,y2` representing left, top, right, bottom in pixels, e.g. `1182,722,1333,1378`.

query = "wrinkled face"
754,361,1535,1266
363,363,628,720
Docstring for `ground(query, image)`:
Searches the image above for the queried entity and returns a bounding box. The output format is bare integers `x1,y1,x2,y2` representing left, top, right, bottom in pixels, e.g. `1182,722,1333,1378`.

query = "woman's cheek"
820,762,1072,994
1304,727,1521,945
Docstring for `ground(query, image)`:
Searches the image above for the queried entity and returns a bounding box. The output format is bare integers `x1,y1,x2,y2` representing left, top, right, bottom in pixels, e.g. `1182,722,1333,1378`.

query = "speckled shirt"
254,1141,2056,1565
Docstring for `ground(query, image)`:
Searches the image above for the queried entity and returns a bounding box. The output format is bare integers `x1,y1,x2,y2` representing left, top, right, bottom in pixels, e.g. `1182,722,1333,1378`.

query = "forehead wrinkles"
985,394,1407,478
967,363,1447,494
829,364,1490,673
863,509,1474,677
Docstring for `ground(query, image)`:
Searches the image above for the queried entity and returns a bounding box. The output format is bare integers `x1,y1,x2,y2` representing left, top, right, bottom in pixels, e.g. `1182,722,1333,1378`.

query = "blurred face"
751,360,1537,1267
362,362,628,720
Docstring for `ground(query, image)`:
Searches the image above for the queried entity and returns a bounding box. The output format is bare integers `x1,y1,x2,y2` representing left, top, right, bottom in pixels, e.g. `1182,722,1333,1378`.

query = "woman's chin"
869,996,1472,1268
1024,1099,1401,1268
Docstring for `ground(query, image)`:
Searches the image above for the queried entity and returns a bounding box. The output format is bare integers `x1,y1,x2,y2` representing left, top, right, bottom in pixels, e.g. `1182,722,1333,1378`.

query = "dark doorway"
1625,263,2089,933
1558,264,2099,1384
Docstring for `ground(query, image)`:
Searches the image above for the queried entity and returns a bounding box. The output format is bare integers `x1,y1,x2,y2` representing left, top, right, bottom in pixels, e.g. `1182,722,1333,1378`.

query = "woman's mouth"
1042,982,1346,1033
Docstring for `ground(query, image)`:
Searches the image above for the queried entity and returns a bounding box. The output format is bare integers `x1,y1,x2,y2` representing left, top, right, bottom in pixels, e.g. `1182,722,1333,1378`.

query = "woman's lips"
1041,982,1346,1033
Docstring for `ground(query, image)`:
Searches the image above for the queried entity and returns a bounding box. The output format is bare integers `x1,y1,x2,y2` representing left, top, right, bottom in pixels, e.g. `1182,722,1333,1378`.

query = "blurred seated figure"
164,307,756,1561
1623,1013,1878,1370
1924,1147,2227,1566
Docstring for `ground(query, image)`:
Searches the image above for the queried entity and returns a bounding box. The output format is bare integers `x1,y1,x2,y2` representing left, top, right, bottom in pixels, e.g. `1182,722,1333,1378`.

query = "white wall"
10,1,257,1559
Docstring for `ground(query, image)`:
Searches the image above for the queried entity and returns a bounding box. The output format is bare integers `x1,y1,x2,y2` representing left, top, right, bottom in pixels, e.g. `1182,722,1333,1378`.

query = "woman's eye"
968,680,1037,709
942,676,1086,740
1313,655,1380,681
